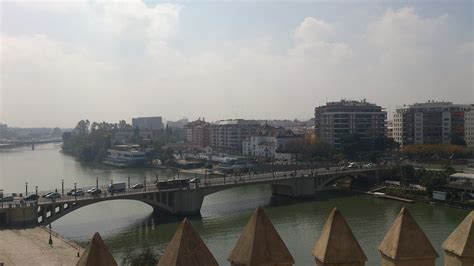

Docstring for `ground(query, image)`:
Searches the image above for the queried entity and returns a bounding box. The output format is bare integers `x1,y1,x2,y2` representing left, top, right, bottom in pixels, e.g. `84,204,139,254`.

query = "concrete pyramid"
76,232,117,266
158,218,218,266
228,207,294,265
378,206,438,260
313,208,367,264
443,211,474,257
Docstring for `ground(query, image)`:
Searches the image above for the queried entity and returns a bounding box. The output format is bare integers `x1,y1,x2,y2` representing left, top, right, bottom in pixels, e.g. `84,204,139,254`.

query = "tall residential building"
210,119,260,153
464,106,474,149
314,100,386,149
185,119,211,148
132,116,164,131
393,101,472,147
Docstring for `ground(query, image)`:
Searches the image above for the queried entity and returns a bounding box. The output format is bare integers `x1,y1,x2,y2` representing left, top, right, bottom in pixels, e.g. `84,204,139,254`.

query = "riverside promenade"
0,227,84,265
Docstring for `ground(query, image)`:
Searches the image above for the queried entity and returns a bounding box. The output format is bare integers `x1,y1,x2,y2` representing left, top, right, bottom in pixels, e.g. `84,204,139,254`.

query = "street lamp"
74,182,77,200
48,223,53,246
61,179,64,196
96,177,98,190
110,179,114,196
35,186,38,196
144,176,147,192
25,182,28,196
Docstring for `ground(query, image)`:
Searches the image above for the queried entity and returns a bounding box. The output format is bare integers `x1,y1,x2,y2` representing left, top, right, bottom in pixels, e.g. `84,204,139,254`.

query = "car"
86,188,96,193
348,162,359,169
46,192,61,200
66,189,76,196
24,194,39,201
0,196,14,202
89,188,102,195
71,189,85,196
42,192,54,198
189,177,200,183
131,183,144,189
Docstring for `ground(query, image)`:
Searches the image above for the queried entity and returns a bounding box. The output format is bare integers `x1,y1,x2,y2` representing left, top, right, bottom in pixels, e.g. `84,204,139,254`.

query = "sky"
0,0,473,128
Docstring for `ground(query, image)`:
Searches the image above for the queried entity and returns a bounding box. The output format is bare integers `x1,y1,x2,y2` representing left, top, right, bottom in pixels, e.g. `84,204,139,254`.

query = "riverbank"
0,227,84,265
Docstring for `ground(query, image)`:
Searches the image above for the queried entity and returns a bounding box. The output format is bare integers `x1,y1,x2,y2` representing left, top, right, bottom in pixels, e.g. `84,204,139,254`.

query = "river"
0,143,470,265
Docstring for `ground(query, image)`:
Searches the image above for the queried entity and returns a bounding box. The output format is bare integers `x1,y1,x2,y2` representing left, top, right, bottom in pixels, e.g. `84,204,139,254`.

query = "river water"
0,143,470,265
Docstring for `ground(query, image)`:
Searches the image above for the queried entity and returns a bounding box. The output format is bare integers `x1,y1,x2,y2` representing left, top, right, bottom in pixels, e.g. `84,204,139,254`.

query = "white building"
465,107,474,149
132,116,164,131
242,130,302,159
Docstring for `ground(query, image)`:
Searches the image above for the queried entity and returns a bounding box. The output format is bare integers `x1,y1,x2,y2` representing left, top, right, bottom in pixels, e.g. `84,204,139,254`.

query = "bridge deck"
0,167,379,210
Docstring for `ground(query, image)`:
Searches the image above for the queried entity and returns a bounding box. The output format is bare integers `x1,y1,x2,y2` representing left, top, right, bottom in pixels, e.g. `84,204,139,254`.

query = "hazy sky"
1,0,473,128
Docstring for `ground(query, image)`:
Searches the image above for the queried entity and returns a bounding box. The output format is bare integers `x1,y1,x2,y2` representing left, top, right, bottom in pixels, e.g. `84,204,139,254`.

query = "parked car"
24,194,39,201
46,192,61,200
86,188,96,193
131,183,144,189
0,196,14,202
71,189,85,196
66,189,76,196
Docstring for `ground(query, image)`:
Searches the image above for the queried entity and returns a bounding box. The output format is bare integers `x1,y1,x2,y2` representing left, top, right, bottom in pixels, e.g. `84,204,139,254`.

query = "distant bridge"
0,167,382,227
0,138,63,150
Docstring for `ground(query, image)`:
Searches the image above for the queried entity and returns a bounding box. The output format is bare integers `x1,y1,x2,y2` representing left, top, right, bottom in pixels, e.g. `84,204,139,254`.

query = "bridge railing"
0,167,381,209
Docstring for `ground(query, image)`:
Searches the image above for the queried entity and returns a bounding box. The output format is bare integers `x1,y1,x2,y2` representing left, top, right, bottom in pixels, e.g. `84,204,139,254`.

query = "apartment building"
185,119,211,148
210,119,260,153
314,100,386,149
465,106,474,149
393,101,472,147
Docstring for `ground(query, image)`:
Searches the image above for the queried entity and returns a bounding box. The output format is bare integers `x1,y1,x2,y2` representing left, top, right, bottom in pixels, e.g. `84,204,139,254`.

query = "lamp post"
74,182,77,200
110,179,114,196
25,182,28,196
61,179,64,196
35,186,38,195
144,176,147,192
48,223,53,245
96,177,99,190
128,176,130,189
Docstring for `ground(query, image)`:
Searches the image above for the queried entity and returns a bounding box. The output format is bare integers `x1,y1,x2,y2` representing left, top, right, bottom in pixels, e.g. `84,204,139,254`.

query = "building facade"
185,119,211,148
210,120,260,153
314,100,386,149
393,101,472,147
132,116,164,131
242,129,302,159
465,106,474,149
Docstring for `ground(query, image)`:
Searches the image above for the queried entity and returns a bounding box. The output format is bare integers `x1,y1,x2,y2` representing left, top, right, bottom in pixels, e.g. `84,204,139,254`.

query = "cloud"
294,17,333,42
1,3,472,127
367,7,448,50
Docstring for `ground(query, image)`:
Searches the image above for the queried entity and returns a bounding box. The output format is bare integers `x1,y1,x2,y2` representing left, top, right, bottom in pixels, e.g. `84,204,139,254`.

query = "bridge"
0,167,382,227
0,138,63,150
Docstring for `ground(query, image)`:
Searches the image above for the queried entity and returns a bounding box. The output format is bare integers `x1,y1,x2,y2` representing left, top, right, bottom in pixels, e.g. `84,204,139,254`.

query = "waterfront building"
465,106,474,149
242,126,303,159
393,101,472,147
314,99,386,149
210,119,260,153
102,145,146,167
185,118,211,148
131,116,164,131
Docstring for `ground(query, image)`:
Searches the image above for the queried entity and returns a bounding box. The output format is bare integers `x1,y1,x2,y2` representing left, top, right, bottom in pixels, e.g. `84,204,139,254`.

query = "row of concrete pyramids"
76,206,474,266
